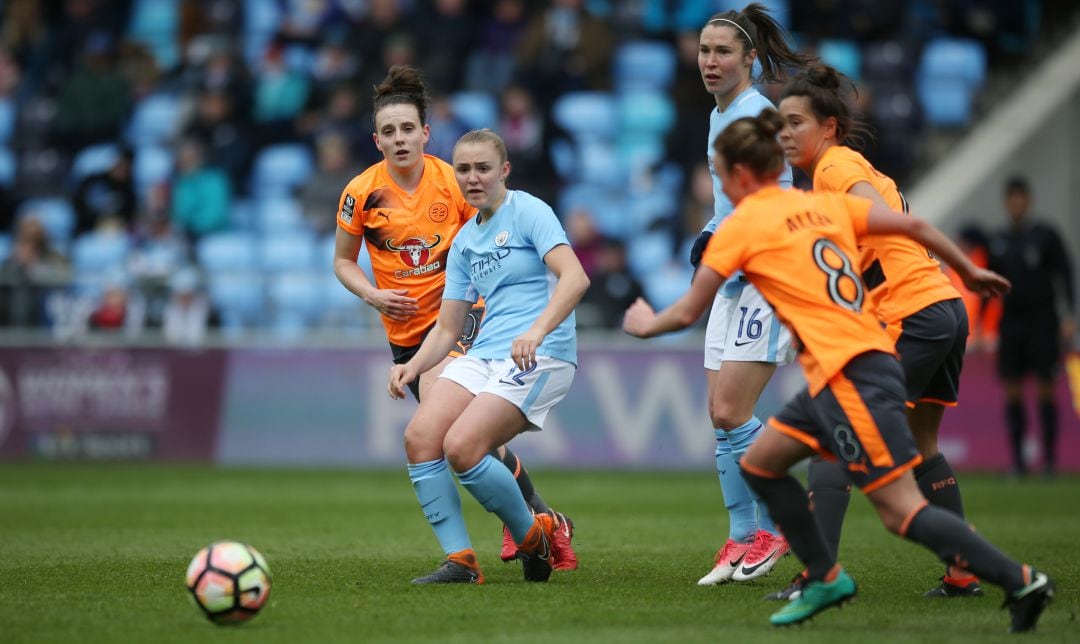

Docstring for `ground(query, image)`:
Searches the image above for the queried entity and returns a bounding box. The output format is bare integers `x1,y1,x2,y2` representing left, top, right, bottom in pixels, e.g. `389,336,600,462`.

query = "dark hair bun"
805,64,841,90
374,65,426,101
757,108,785,137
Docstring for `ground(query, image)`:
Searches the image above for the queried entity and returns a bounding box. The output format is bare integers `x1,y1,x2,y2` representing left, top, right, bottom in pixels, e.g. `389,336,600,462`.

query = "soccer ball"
185,541,271,624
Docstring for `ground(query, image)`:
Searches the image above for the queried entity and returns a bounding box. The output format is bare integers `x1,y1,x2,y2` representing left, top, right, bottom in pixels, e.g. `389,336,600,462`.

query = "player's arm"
387,299,471,399
865,204,1011,297
847,181,891,209
623,265,724,338
511,244,591,371
333,226,418,322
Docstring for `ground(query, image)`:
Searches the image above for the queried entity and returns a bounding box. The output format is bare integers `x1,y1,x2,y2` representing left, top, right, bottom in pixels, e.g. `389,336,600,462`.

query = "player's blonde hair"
453,129,509,167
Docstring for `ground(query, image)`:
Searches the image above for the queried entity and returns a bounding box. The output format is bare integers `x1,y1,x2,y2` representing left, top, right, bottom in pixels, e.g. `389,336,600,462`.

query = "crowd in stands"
0,0,1051,341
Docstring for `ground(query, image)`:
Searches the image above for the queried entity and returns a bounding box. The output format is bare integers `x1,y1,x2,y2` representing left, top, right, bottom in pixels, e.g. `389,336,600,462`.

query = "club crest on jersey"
340,194,355,223
494,230,509,247
387,234,443,277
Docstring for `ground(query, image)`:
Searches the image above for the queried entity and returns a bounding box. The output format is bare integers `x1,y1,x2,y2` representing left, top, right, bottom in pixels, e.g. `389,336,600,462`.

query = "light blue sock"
408,458,472,556
715,430,757,543
728,416,780,536
456,454,535,543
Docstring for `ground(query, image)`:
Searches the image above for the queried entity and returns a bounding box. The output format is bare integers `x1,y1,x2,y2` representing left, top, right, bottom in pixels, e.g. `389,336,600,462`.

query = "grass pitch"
0,465,1076,643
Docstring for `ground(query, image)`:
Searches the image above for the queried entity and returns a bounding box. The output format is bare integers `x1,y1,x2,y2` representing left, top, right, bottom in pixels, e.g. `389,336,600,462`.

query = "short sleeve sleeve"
336,181,364,236
701,211,749,278
842,193,874,237
443,239,478,303
816,157,867,195
524,199,569,259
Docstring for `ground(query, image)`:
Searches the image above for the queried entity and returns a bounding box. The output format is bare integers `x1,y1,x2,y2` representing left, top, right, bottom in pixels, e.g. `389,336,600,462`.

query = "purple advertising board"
0,348,226,461
0,345,1075,471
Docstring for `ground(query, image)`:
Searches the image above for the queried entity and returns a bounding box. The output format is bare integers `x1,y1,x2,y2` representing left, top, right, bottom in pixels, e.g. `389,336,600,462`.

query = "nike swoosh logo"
740,548,780,575
733,340,754,347
421,496,441,509
1014,572,1050,599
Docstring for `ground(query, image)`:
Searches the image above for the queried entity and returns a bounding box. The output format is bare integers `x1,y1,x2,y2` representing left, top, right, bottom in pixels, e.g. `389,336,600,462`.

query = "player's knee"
710,402,749,432
870,498,908,535
403,422,443,463
442,432,483,473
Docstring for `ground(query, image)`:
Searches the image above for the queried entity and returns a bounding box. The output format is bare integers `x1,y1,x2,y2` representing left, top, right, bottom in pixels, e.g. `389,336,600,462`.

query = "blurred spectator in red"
946,223,1001,351
74,146,136,235
564,208,605,278
516,0,614,108
87,272,145,337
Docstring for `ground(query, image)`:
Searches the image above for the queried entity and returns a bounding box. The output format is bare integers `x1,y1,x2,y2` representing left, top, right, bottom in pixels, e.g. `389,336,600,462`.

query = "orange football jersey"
337,155,475,347
814,145,959,326
702,186,896,394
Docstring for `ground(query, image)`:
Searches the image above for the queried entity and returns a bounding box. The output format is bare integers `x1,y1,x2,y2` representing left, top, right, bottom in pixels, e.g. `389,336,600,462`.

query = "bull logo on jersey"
386,234,443,268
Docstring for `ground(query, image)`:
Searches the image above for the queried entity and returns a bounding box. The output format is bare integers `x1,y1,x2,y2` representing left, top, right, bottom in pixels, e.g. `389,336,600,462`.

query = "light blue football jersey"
444,190,577,365
702,87,793,295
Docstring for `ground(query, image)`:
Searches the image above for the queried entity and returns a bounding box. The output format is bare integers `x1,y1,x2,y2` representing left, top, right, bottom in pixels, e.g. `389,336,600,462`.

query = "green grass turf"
0,466,1076,643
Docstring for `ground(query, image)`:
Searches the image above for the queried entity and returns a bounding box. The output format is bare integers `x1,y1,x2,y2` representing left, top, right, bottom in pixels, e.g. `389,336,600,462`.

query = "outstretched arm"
865,205,1010,297
623,266,725,338
387,299,471,399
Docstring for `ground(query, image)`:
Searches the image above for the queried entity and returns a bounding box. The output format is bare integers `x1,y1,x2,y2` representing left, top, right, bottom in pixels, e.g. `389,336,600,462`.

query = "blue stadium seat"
0,233,11,263
255,198,306,233
243,0,281,66
259,232,317,273
614,41,677,92
450,91,499,130
0,147,14,187
196,231,258,272
71,232,131,272
552,92,617,141
207,272,264,332
617,92,675,135
268,271,323,339
125,93,181,147
17,198,76,244
133,145,174,196
0,98,14,144
629,190,678,230
558,183,628,238
577,140,624,189
819,39,861,81
250,144,315,196
642,262,693,311
127,0,180,70
917,79,974,127
70,144,121,185
919,38,987,87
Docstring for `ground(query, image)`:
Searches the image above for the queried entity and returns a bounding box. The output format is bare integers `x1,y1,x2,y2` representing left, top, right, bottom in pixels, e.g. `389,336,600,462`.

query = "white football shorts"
704,280,794,370
439,354,575,430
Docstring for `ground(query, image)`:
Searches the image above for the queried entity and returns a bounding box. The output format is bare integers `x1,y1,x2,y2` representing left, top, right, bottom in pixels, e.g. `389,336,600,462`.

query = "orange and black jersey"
814,146,959,327
337,155,475,347
702,186,895,395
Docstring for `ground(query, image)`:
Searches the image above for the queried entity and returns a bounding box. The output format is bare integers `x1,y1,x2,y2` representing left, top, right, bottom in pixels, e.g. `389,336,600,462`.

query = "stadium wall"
0,345,1075,471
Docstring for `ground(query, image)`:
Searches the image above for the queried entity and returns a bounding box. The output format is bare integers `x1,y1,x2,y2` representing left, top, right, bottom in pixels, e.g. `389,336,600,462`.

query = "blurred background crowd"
0,0,1070,343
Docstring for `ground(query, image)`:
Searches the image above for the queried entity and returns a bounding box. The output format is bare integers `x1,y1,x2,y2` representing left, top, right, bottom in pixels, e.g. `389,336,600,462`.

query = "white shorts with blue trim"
439,355,575,430
704,280,794,370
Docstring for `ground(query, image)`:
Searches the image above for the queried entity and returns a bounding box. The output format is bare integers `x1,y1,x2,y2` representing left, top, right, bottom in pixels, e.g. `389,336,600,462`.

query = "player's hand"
388,364,415,399
622,297,656,338
961,268,1010,298
366,288,419,322
511,329,545,372
689,230,713,268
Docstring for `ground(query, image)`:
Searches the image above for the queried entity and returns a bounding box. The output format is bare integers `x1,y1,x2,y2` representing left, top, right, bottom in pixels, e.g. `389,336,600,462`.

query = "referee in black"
988,176,1076,478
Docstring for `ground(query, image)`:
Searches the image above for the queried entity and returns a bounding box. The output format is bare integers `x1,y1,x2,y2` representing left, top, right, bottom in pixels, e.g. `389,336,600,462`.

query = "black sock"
914,453,965,518
741,467,835,582
904,504,1025,592
491,447,551,514
808,458,851,560
1039,401,1057,473
1005,402,1026,474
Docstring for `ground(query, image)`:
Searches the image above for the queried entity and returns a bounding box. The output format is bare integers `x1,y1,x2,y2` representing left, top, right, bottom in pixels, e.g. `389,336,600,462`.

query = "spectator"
987,176,1076,479
416,0,475,94
73,146,136,235
86,272,145,338
162,267,212,347
499,84,555,204
516,0,615,108
579,239,645,329
464,0,529,93
251,42,310,146
171,137,231,239
299,131,356,235
52,31,133,153
0,216,69,326
564,208,605,278
184,88,254,191
425,94,469,162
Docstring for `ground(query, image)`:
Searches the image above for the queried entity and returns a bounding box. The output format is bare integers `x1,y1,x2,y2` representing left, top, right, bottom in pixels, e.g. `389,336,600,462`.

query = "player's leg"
444,357,575,583
867,473,1054,632
1033,313,1062,478
404,372,482,584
